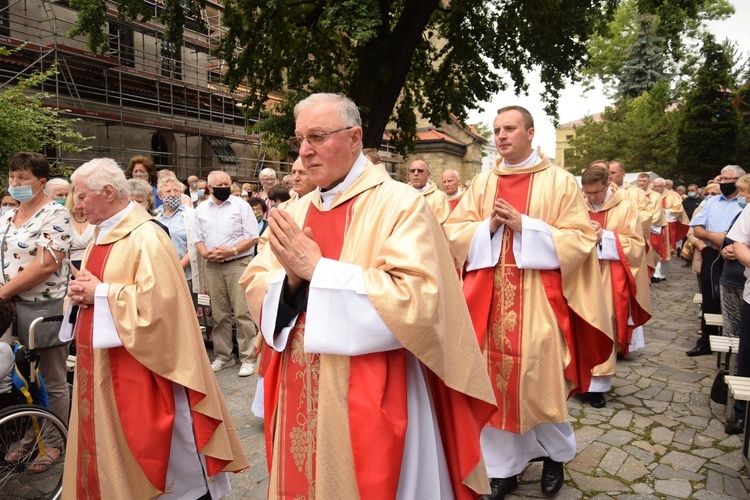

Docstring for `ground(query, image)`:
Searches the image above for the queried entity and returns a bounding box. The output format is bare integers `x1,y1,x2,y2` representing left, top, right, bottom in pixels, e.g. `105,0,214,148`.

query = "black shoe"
588,392,606,408
686,345,712,356
481,475,518,500
725,418,745,435
650,276,659,283
541,458,564,496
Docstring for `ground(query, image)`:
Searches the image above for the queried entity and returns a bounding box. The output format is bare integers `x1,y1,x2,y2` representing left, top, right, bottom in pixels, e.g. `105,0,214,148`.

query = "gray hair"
44,177,70,194
294,93,362,128
207,170,231,186
127,178,155,206
258,168,276,179
722,165,746,178
157,176,185,195
71,158,129,198
653,177,665,185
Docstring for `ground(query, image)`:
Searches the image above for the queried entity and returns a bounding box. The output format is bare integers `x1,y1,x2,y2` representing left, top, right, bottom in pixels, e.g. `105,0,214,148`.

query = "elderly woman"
0,189,20,216
0,152,71,472
128,178,169,235
126,156,161,208
65,181,94,277
44,178,70,205
155,177,201,305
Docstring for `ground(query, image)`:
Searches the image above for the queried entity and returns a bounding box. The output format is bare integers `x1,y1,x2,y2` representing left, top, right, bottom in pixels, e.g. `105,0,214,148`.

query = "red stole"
449,197,461,211
464,173,610,433
75,244,227,498
589,211,651,356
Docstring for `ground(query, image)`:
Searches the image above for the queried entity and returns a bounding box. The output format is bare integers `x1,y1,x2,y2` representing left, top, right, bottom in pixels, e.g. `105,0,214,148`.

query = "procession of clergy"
63,92,713,500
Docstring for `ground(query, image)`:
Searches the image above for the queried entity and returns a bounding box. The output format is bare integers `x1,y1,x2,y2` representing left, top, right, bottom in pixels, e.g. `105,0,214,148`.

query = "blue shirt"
155,204,190,281
690,194,743,245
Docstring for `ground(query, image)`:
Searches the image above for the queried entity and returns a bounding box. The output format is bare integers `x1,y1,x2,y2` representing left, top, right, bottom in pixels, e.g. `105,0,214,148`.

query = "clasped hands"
489,199,522,234
68,268,102,309
268,208,322,292
590,220,604,243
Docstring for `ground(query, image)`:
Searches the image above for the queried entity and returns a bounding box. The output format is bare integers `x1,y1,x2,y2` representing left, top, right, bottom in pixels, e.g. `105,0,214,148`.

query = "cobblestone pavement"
198,262,750,498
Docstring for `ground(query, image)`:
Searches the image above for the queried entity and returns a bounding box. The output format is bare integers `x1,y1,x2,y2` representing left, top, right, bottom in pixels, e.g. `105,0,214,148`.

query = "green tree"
675,35,742,184
0,48,89,177
615,14,667,99
583,0,734,93
67,0,618,155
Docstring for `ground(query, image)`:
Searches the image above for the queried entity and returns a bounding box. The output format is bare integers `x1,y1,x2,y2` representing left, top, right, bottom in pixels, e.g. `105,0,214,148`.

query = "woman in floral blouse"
0,152,71,473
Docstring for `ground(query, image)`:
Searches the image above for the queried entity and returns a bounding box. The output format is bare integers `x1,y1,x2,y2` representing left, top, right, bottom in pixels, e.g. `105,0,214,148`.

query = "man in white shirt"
194,171,259,376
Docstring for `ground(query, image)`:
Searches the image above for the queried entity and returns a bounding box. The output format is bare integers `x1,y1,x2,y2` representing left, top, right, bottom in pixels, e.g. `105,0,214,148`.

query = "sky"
466,0,750,159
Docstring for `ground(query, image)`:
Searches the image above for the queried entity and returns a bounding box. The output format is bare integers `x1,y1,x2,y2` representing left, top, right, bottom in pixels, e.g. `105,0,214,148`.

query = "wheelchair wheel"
0,404,67,500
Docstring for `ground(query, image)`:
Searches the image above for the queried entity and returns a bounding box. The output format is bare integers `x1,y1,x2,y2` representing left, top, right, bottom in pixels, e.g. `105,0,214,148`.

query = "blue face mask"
8,180,41,203
197,188,205,198
738,197,747,209
687,191,696,198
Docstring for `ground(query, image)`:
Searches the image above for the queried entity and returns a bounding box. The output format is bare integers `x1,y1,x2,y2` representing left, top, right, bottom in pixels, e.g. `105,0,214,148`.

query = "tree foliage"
0,48,90,178
583,0,734,94
615,14,667,100
568,81,678,177
675,35,742,184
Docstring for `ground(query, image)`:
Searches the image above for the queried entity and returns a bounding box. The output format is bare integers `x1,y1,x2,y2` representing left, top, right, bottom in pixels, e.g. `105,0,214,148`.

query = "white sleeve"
304,258,402,355
59,300,75,342
260,269,298,351
512,215,560,269
465,218,504,272
650,225,662,234
597,230,620,260
92,284,124,349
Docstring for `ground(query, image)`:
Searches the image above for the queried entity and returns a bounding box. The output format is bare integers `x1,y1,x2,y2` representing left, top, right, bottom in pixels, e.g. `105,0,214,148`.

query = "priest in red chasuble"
581,163,652,409
63,158,249,499
240,93,496,499
443,106,613,500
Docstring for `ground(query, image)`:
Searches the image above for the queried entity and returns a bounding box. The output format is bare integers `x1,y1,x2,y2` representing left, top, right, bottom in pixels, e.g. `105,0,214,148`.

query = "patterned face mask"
162,196,182,210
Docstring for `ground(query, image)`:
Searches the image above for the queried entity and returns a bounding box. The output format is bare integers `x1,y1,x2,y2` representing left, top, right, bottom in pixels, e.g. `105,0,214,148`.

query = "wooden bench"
66,355,76,372
693,293,702,304
711,336,740,418
725,376,750,470
704,313,723,327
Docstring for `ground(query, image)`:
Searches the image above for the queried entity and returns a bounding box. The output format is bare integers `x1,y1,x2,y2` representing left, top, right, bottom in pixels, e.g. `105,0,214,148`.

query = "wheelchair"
0,315,67,500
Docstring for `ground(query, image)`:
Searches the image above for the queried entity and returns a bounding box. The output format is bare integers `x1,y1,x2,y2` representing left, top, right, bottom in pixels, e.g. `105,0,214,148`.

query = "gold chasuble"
63,208,248,499
587,187,652,376
620,183,651,241
421,181,451,225
643,189,667,268
241,164,496,499
662,190,690,255
445,155,613,434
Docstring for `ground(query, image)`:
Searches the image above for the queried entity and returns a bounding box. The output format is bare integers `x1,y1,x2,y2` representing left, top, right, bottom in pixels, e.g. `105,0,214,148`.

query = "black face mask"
720,182,736,197
212,186,231,201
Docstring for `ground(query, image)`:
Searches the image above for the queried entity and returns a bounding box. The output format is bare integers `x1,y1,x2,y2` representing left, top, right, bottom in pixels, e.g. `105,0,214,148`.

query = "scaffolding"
0,0,290,182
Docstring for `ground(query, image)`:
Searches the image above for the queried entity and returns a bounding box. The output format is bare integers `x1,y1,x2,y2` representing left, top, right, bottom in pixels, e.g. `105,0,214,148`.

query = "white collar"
503,150,539,168
319,153,367,210
96,201,135,243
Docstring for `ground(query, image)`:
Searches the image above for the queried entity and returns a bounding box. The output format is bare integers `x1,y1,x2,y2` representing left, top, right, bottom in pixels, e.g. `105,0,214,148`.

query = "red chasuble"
463,173,610,433
589,211,651,356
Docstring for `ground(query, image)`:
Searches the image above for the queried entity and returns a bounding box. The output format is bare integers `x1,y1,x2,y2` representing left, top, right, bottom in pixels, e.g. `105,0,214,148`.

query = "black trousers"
733,301,750,421
697,247,723,348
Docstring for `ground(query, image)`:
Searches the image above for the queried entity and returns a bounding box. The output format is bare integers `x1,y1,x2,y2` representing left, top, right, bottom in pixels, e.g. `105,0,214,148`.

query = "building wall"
555,125,575,168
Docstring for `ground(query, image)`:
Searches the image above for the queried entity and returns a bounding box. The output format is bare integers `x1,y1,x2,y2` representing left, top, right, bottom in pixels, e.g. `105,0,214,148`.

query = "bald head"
441,169,461,196
609,161,625,187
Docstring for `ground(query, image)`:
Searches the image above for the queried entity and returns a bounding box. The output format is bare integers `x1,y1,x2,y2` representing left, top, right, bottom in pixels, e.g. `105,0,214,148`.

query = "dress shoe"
650,276,659,284
481,475,518,500
686,345,712,357
588,392,606,408
725,418,745,435
541,458,564,496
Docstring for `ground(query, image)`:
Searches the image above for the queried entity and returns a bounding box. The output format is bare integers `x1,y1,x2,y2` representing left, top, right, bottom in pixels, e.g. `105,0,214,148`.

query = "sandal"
4,445,30,462
27,447,61,474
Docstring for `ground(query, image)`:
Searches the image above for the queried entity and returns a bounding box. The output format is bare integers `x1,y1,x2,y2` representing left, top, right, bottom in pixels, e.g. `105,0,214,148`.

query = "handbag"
1,219,68,349
680,240,694,261
710,346,731,405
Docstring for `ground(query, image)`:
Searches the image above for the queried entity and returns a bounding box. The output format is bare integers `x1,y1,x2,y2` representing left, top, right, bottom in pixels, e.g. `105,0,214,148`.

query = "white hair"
653,177,665,185
259,168,276,179
722,165,746,178
157,176,185,195
71,158,129,198
294,93,362,128
207,170,231,186
44,177,70,194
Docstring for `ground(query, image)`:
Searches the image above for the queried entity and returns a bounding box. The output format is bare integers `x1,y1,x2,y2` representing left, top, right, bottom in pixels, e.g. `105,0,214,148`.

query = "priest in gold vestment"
444,106,613,500
241,93,496,499
409,159,450,224
63,158,248,499
581,165,652,409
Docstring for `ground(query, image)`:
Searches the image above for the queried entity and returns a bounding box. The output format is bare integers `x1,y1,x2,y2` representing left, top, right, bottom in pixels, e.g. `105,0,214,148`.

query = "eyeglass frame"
287,127,354,152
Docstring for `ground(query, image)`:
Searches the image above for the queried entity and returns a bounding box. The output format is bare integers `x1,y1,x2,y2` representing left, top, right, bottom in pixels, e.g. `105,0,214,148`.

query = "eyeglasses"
720,176,739,183
409,169,425,174
288,127,353,152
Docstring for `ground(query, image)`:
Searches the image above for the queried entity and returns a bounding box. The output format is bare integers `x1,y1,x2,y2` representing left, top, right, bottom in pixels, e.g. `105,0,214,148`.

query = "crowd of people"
0,93,747,500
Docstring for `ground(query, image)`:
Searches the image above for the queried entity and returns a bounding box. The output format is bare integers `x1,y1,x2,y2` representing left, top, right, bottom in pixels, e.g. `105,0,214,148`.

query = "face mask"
738,197,747,209
192,183,197,190
720,182,736,197
54,198,66,205
0,207,8,216
8,181,40,203
162,196,182,209
132,172,149,180
687,192,696,198
212,186,231,202
197,189,205,198
139,203,149,210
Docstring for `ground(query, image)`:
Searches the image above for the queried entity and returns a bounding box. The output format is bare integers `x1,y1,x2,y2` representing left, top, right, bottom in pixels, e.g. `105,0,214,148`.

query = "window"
108,22,135,68
161,41,182,80
206,137,238,164
0,0,10,38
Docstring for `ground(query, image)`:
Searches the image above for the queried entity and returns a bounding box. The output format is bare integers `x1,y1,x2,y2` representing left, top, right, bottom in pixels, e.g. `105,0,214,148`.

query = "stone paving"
209,262,750,498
